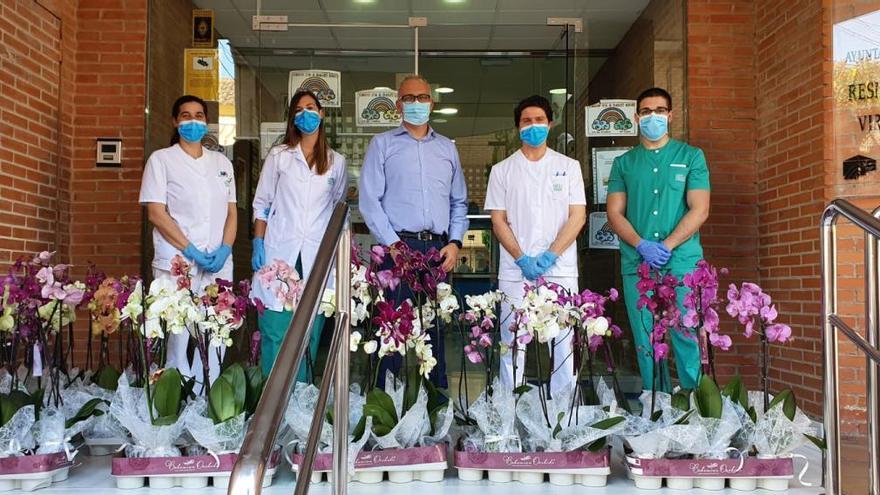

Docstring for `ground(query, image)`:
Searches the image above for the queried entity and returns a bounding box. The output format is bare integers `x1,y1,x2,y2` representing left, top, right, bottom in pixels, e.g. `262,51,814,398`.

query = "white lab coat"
139,143,236,387
251,144,348,311
484,148,587,281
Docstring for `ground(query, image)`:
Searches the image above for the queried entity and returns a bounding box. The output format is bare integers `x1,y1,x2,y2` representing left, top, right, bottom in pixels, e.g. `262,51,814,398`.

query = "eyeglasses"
399,94,432,104
637,107,670,117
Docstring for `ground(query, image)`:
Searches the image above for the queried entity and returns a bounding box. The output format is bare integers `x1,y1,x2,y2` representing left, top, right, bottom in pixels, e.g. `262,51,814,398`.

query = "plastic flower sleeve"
0,405,35,456
467,379,520,453
81,384,126,442
420,401,454,446
284,384,333,453
729,399,756,452
372,375,429,450
184,398,246,454
689,398,743,459
753,402,814,456
33,407,67,455
559,406,626,452
109,373,189,458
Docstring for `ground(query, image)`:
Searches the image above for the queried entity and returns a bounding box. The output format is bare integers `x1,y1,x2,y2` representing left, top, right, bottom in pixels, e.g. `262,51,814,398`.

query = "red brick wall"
686,1,762,386
0,0,64,263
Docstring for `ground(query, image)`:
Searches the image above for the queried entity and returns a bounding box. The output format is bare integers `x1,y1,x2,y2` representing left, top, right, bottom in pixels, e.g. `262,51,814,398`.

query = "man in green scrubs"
606,87,711,392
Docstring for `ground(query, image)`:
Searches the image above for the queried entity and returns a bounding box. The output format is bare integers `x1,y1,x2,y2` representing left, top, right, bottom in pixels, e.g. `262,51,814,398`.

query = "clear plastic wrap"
514,384,625,452
371,373,430,450
34,389,98,456
108,373,190,458
184,397,246,454
465,379,521,453
753,401,815,457
0,405,35,456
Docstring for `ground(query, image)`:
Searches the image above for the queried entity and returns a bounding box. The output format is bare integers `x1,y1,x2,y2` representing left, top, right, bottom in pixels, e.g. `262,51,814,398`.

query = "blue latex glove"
251,237,265,272
205,244,232,273
182,243,213,270
515,255,542,281
636,240,671,269
535,250,559,274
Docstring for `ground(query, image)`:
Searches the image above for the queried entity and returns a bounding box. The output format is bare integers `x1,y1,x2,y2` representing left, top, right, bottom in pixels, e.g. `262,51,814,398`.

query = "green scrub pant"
259,309,326,383
622,267,701,392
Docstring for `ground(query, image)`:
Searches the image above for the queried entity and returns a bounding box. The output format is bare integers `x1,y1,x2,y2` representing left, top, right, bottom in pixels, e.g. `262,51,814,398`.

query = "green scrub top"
607,139,710,275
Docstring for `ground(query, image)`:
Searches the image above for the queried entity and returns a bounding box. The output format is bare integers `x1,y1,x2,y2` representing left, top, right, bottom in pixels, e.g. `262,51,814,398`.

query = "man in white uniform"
484,95,587,395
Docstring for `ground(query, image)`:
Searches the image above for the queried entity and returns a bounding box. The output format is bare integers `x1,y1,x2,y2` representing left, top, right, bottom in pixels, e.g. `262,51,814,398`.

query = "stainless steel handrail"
229,202,351,495
821,199,880,495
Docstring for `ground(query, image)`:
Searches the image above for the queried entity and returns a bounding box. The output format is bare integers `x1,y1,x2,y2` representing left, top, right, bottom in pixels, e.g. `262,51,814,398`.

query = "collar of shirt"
392,125,436,142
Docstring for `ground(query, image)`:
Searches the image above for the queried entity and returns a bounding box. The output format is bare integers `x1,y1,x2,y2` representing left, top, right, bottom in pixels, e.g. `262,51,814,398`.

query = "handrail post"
871,207,880,495
822,211,840,495
332,224,351,495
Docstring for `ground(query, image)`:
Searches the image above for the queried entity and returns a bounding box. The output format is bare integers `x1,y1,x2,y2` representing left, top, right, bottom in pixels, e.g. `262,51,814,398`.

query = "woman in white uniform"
251,90,347,380
139,94,237,386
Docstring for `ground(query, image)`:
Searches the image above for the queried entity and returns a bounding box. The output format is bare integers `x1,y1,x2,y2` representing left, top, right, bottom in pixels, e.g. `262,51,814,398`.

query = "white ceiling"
195,0,649,51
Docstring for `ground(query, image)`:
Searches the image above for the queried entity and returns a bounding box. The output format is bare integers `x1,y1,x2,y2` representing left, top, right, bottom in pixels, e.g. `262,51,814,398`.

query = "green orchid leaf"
352,415,366,442
367,389,397,422
221,364,247,413
65,398,107,429
513,385,532,395
650,410,663,422
326,406,334,426
95,366,121,392
152,414,180,426
671,390,691,411
696,375,723,419
804,433,826,450
587,437,607,452
364,403,396,428
428,403,447,436
552,411,565,439
372,424,392,437
153,368,183,421
244,366,264,415
403,357,421,413
673,410,694,425
208,376,236,424
768,389,796,420
590,416,626,430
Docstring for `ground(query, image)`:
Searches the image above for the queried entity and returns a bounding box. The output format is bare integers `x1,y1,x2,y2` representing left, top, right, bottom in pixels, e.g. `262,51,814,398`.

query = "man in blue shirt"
359,74,469,388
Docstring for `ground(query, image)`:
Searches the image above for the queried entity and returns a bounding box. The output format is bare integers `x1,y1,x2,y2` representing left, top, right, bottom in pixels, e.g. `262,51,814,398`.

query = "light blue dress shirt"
358,126,469,246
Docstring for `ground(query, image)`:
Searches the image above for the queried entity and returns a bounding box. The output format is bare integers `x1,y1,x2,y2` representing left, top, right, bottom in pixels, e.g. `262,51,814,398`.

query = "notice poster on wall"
592,146,631,204
183,49,219,101
355,89,401,127
586,99,637,137
288,70,341,108
588,212,619,250
259,122,287,159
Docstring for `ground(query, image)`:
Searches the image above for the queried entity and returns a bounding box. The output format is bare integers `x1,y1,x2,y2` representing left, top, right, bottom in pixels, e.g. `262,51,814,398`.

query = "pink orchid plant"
682,260,732,377
726,281,792,409
635,262,685,396
256,259,303,312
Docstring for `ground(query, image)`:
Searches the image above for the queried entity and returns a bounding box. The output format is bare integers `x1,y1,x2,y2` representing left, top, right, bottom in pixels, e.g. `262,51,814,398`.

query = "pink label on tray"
626,456,794,477
112,449,281,476
0,452,71,475
292,445,447,471
454,448,610,470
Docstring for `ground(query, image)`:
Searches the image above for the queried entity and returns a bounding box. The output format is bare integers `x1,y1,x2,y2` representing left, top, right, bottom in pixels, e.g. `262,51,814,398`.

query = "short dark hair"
170,95,208,145
514,95,553,126
636,88,672,110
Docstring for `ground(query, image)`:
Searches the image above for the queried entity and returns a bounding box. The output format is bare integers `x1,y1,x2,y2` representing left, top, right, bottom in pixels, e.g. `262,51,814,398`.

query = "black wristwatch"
449,239,462,249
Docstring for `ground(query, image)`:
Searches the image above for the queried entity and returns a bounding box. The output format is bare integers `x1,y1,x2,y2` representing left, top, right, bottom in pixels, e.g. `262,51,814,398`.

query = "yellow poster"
184,49,218,101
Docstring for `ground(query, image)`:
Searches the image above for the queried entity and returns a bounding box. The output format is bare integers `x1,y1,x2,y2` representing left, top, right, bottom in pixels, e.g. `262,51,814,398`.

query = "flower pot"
0,452,74,492
288,445,448,484
110,448,281,489
626,454,795,491
453,447,611,486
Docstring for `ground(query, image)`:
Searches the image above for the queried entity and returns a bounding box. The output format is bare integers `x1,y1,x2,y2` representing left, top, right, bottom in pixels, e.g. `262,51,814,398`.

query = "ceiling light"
434,108,458,115
373,86,392,91
435,87,454,94
549,88,567,95
444,0,466,3
433,119,448,123
354,0,375,3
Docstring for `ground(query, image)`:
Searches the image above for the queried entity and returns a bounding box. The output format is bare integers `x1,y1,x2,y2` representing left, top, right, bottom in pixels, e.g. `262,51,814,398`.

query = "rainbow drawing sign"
586,99,637,137
356,89,401,127
288,70,341,108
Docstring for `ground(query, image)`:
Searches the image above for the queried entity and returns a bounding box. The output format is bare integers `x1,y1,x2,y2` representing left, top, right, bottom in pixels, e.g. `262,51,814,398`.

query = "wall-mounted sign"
288,70,341,108
259,122,287,159
192,9,214,47
183,49,218,101
355,89,400,127
588,212,619,250
586,99,637,137
591,146,631,204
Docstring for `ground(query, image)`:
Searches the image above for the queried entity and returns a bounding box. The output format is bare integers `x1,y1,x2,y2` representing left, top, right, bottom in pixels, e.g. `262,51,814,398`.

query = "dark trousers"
376,237,448,389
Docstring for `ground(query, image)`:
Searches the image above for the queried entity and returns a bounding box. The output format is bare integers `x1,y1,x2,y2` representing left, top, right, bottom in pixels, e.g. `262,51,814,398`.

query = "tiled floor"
18,444,825,495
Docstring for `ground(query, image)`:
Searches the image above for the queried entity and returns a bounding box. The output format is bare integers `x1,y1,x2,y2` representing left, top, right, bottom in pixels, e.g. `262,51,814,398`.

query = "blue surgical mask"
639,114,668,141
519,124,550,148
178,120,208,143
294,109,322,135
402,102,431,126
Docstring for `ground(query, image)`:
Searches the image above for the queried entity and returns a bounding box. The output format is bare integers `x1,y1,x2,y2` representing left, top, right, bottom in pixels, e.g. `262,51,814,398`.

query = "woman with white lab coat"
139,94,237,387
251,90,347,380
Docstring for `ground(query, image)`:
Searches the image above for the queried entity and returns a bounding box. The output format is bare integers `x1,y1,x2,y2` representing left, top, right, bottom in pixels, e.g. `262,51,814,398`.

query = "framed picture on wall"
592,146,631,204
588,212,619,250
